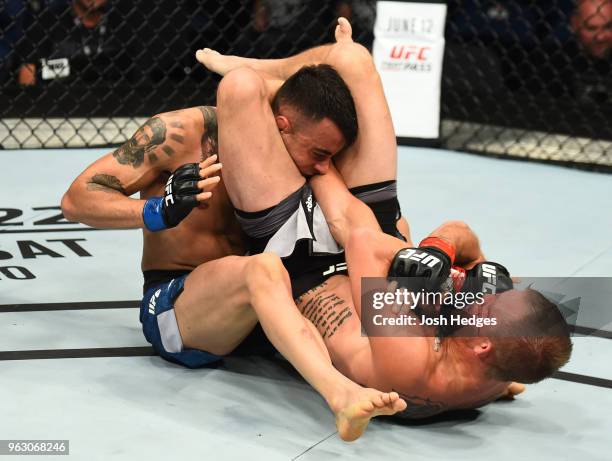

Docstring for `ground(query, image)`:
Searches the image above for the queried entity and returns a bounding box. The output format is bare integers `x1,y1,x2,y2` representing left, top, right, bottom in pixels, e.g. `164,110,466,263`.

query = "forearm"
309,168,380,247
61,181,145,229
335,200,381,247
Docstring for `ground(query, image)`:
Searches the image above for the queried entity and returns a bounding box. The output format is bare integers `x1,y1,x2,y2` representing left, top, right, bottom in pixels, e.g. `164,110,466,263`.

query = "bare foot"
195,48,246,76
335,17,354,43
331,386,407,442
497,382,526,400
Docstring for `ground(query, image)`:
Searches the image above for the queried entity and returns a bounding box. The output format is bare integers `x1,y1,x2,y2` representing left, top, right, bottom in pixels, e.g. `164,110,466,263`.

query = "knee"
329,42,376,77
217,67,266,106
245,253,289,292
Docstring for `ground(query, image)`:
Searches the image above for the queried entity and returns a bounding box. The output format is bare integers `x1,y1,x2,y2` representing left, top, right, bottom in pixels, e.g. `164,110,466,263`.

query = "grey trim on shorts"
158,303,183,354
352,181,397,203
235,185,306,239
263,200,343,257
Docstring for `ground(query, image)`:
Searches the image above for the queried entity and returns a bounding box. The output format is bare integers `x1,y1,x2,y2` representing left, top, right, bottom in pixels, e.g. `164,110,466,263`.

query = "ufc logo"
398,249,440,268
389,45,430,61
305,194,313,213
148,288,162,314
164,175,174,206
482,263,498,294
323,262,347,276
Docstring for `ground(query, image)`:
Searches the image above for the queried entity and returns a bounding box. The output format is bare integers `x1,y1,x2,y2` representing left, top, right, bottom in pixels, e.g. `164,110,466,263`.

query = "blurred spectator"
335,0,375,48
246,0,332,58
16,0,140,86
1,0,25,82
572,0,612,58
543,0,612,103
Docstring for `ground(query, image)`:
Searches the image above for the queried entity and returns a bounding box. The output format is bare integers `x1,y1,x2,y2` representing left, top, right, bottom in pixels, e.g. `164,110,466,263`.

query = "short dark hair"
488,289,573,384
271,64,358,148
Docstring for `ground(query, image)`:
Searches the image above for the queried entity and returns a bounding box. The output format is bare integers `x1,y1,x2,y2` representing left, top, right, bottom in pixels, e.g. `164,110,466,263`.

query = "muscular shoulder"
112,106,217,170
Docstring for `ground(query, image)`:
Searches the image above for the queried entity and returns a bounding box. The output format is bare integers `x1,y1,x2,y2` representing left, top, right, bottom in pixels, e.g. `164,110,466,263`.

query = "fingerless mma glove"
460,261,513,295
388,237,456,292
142,163,202,231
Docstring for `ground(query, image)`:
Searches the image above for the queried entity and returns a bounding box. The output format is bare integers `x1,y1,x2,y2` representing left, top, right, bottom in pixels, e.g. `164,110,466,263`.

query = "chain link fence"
443,0,612,171
1,1,610,171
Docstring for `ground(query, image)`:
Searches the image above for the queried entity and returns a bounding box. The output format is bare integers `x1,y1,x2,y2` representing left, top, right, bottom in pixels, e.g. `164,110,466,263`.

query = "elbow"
440,220,472,234
60,191,78,223
329,42,376,77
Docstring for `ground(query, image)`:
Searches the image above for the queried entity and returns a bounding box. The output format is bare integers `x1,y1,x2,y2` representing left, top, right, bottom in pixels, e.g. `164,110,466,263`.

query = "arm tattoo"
198,106,218,159
112,117,167,168
393,391,447,419
87,174,126,194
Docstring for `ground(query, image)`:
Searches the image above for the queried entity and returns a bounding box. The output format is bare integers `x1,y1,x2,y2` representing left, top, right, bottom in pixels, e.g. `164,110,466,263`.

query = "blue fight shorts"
140,274,223,368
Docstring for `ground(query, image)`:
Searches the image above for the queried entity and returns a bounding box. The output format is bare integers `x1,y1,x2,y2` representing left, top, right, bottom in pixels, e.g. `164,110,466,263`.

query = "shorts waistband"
143,269,191,294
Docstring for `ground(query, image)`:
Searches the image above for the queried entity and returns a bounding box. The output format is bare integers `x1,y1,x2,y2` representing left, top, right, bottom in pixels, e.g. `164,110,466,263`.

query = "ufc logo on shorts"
323,262,347,276
399,249,440,267
305,194,313,213
164,175,174,206
148,288,162,314
482,263,498,294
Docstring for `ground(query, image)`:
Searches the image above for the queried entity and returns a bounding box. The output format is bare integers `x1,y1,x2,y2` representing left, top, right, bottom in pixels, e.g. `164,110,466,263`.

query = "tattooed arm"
62,107,216,228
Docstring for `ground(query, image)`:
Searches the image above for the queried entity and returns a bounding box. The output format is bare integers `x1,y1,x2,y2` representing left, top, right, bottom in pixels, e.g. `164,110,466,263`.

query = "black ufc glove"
461,262,513,295
142,163,201,231
388,237,456,292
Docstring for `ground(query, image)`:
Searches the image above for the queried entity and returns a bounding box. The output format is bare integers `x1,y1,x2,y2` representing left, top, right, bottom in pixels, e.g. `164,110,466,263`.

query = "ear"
473,338,493,359
275,115,290,133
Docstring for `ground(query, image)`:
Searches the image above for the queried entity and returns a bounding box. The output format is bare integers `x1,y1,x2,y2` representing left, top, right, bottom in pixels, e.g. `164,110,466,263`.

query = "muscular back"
62,106,244,271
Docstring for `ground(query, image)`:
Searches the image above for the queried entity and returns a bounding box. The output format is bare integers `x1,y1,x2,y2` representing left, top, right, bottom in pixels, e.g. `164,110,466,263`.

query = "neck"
441,337,485,382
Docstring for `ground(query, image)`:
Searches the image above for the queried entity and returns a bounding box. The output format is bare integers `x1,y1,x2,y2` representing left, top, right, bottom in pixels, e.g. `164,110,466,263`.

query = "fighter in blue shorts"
62,23,407,440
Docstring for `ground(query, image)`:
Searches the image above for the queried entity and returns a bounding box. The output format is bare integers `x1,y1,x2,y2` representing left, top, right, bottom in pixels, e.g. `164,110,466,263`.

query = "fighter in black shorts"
201,17,569,417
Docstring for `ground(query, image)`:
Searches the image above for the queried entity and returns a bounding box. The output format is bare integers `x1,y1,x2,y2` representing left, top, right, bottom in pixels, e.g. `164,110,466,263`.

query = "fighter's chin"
298,167,316,178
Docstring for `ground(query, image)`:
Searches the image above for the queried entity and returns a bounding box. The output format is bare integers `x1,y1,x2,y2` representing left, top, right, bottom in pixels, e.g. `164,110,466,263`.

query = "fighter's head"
464,288,573,384
272,64,358,176
572,0,612,59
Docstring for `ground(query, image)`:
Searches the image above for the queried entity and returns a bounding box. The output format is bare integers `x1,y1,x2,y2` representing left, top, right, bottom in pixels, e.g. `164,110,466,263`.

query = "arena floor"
1,146,611,460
